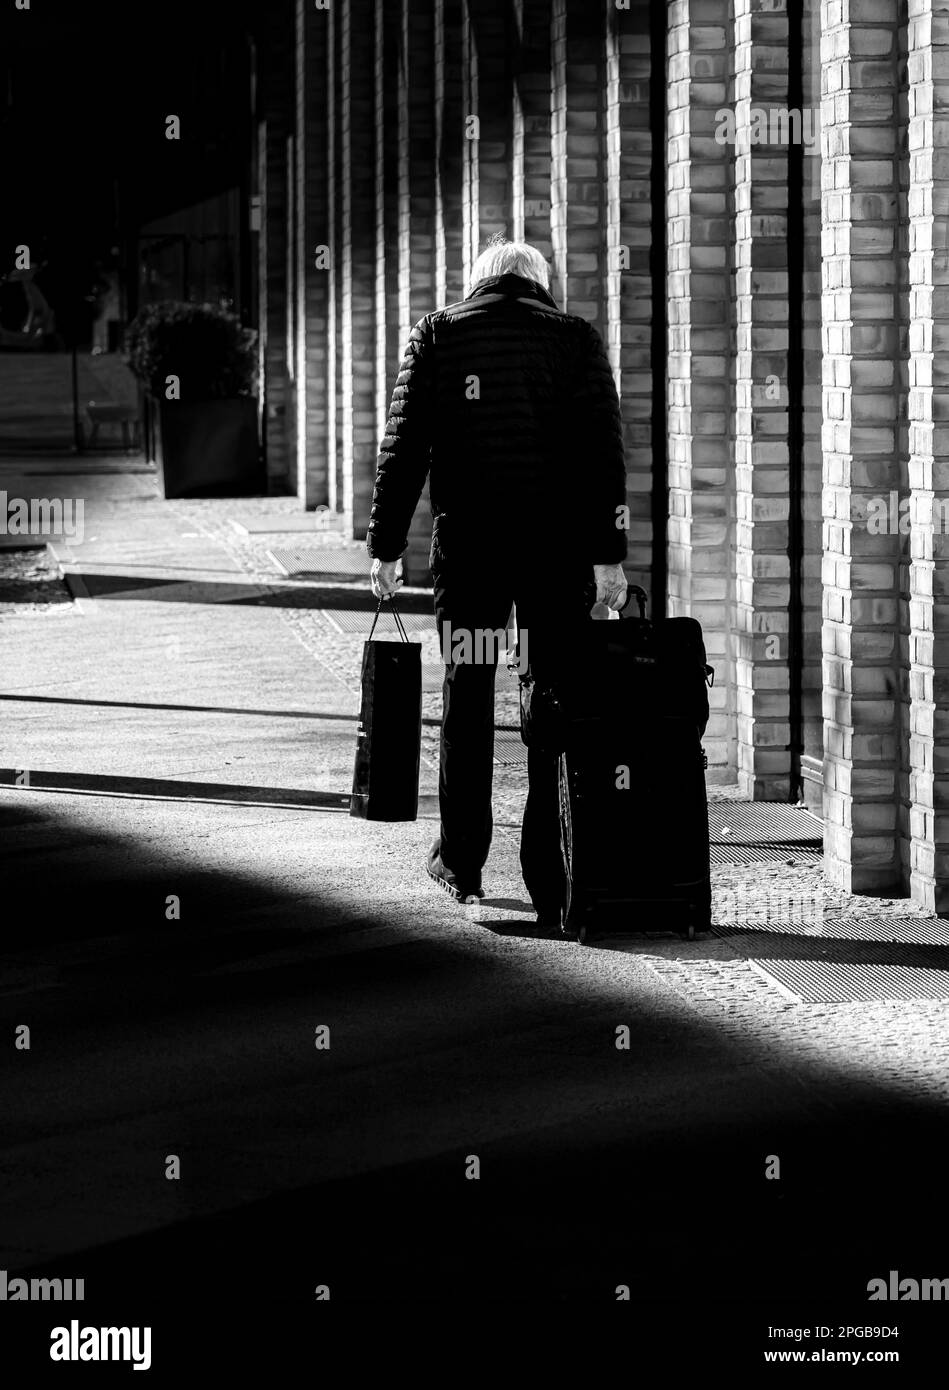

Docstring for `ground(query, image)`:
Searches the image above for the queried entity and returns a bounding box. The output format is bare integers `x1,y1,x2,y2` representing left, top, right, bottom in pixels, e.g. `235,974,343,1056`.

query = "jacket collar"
465,273,559,309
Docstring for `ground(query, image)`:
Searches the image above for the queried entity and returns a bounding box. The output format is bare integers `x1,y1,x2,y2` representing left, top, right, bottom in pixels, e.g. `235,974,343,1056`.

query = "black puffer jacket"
366,273,627,567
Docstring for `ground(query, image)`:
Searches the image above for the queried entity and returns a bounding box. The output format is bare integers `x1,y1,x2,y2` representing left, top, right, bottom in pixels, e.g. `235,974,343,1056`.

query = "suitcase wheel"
680,897,711,940
568,901,598,945
574,901,606,945
577,924,604,946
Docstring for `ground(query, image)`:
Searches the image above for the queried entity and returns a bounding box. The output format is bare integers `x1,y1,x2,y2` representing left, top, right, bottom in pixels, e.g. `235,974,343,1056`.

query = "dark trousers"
432,563,595,904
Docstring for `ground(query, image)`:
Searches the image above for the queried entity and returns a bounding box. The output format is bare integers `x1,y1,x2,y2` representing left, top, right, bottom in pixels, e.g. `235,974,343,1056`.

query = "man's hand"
370,558,403,599
593,562,628,612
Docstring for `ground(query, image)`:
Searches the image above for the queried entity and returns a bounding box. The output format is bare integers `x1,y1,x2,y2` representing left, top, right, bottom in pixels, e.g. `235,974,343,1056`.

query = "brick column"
340,0,378,535
820,0,903,893
257,0,294,491
512,0,553,255
550,0,606,327
907,0,949,913
435,0,466,306
800,0,826,814
328,3,343,512
467,0,514,243
375,0,401,494
732,0,793,799
461,0,479,287
606,1,653,594
398,0,437,584
666,0,734,781
294,0,332,505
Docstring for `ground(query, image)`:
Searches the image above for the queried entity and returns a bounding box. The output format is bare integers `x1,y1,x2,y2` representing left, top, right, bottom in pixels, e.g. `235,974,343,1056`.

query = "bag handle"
368,591,410,643
619,585,648,619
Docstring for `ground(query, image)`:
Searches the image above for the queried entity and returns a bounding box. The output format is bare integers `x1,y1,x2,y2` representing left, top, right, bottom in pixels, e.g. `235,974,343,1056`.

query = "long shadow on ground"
1,796,946,1309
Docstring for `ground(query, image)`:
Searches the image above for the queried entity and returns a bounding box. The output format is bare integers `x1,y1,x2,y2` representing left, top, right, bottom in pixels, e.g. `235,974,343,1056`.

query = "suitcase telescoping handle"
619,585,648,619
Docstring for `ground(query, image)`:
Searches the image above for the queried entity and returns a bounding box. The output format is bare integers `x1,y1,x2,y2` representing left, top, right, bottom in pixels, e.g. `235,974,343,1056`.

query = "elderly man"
367,237,627,918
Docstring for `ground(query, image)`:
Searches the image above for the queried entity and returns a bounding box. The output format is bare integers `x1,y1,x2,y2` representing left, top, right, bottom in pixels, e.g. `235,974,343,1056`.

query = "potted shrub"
124,301,261,498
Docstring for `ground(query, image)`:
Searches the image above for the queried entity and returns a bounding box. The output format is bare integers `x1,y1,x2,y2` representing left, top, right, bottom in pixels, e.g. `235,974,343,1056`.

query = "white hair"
467,240,550,294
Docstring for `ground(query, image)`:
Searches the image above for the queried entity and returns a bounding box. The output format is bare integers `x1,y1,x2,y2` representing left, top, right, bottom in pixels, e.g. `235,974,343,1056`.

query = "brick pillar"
462,0,479,287
375,0,401,497
340,0,378,536
294,0,332,506
512,0,553,255
820,0,903,893
435,0,466,306
666,0,734,781
550,0,568,308
606,0,653,594
467,0,514,243
550,0,607,328
328,3,344,512
398,0,437,584
800,0,826,814
257,0,294,492
732,0,793,799
511,0,525,243
907,0,949,913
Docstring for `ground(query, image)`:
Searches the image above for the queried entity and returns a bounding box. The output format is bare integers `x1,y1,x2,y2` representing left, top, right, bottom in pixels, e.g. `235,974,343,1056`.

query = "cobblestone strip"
646,954,949,1107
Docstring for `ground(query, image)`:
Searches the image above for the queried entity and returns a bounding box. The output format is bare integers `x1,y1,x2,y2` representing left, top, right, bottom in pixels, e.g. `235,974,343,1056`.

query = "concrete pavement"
1,457,948,1366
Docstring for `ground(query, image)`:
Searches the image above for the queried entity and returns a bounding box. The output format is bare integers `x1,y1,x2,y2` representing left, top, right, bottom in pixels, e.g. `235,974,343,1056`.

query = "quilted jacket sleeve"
570,320,628,565
366,316,434,562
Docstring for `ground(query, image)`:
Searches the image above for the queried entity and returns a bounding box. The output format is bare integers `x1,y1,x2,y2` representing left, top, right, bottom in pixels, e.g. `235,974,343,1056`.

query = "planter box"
148,396,262,498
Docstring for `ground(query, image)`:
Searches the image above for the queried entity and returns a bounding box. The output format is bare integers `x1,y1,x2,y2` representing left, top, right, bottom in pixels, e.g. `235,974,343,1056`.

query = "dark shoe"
426,842,484,905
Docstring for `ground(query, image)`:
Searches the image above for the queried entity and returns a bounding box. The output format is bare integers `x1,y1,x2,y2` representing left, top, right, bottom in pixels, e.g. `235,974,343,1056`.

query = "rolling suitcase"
519,586,713,943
